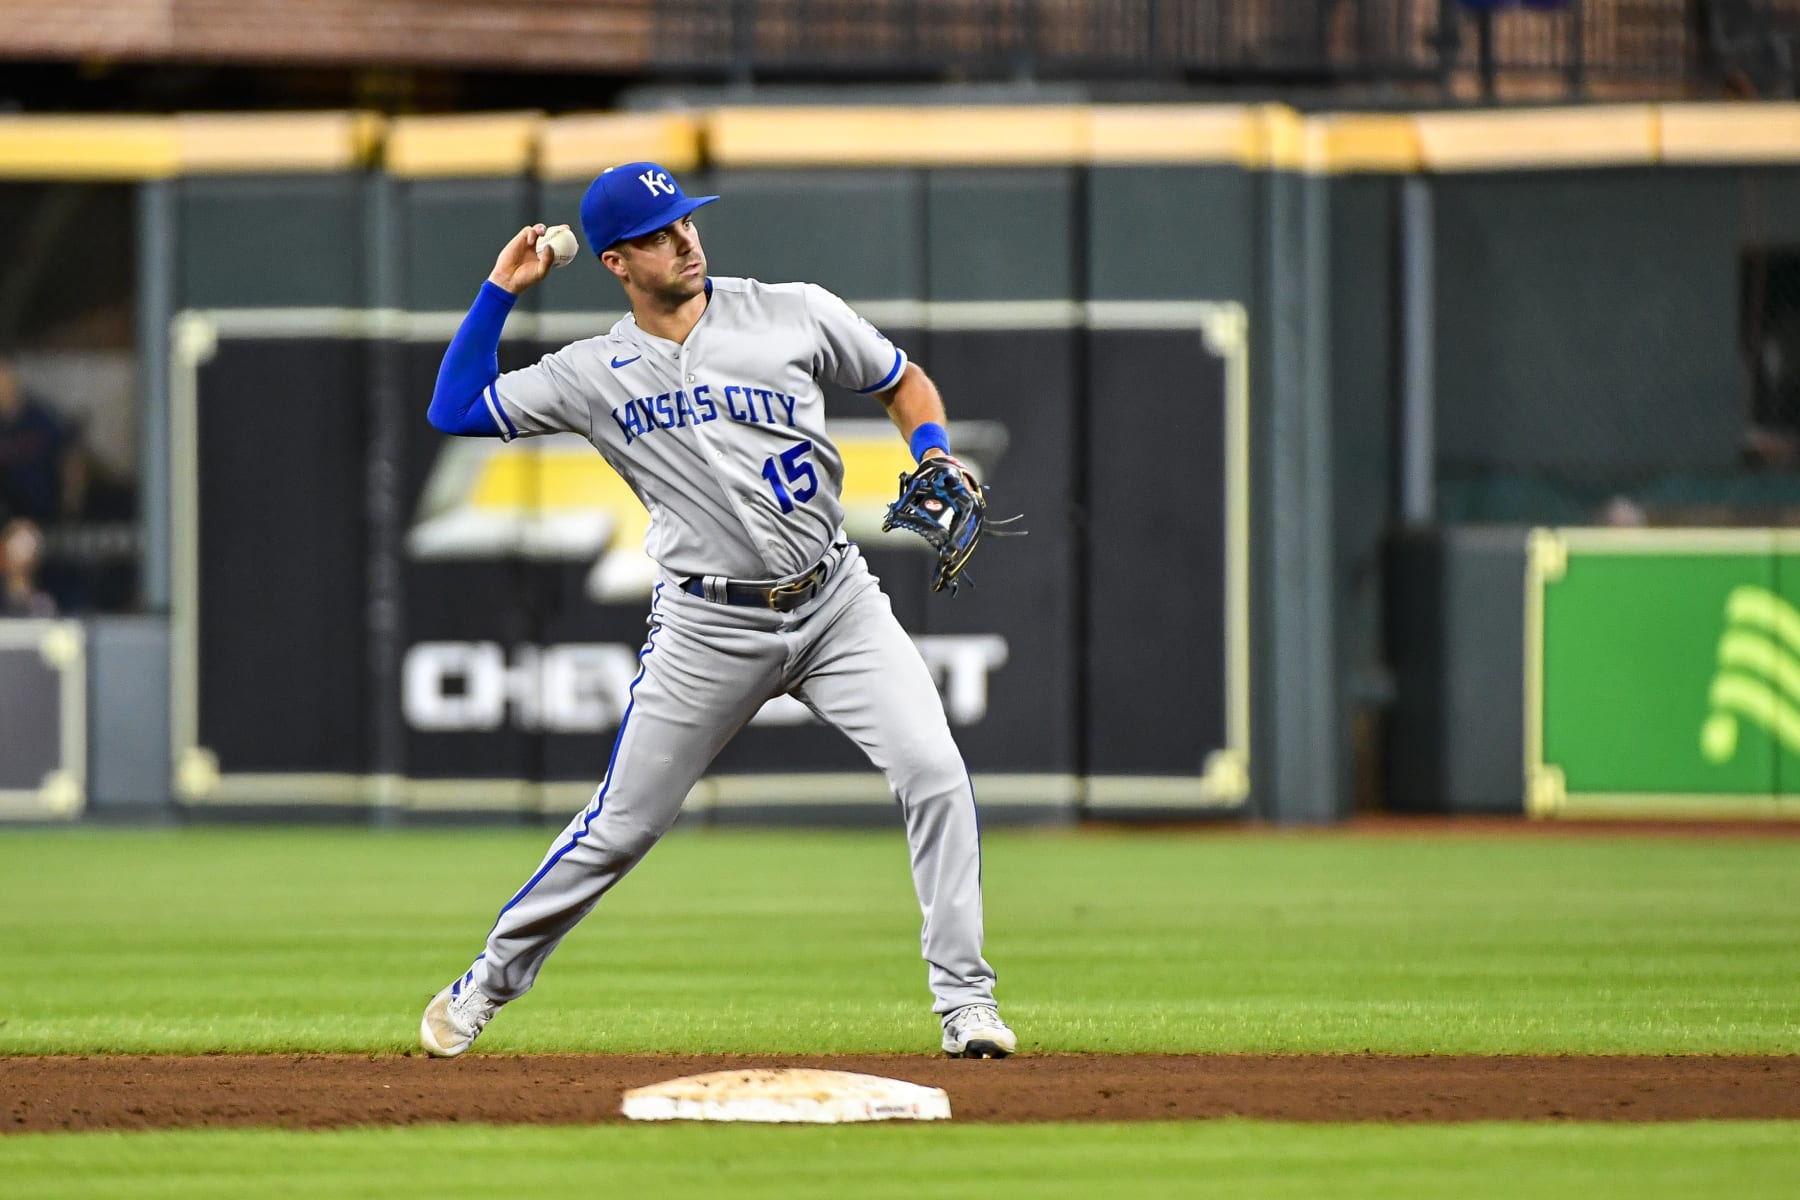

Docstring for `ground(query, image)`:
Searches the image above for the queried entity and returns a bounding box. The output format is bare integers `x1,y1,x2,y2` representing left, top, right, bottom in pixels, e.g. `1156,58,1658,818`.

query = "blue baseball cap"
579,162,718,253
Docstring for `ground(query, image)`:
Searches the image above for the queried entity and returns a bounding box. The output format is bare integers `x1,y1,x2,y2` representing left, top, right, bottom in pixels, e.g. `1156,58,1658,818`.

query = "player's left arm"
876,363,956,465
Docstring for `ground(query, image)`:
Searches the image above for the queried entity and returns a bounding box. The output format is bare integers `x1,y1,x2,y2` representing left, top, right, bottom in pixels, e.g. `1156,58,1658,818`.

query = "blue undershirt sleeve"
427,281,519,437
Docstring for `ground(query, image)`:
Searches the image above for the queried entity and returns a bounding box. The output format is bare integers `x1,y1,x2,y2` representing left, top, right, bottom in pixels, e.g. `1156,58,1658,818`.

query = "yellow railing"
7,102,1800,180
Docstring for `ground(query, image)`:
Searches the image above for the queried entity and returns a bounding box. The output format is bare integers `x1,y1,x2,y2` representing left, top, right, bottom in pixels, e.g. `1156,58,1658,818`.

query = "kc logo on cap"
580,162,719,255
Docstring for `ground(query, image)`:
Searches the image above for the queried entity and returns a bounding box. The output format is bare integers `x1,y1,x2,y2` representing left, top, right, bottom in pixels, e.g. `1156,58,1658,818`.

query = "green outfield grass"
1,826,1797,1055
4,1121,1797,1200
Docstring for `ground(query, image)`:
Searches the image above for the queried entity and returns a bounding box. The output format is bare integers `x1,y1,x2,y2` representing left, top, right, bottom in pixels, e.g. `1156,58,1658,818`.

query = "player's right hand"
488,224,555,295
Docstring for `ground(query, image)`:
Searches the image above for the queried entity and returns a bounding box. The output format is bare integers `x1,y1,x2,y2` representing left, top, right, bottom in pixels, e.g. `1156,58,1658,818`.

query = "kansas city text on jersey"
608,383,800,445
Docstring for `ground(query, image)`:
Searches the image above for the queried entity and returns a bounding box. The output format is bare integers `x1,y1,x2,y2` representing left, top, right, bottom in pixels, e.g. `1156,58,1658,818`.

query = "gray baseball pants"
469,546,997,1016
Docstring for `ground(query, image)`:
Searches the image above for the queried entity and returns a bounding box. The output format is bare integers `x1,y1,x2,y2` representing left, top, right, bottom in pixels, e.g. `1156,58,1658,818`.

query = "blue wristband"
909,422,951,463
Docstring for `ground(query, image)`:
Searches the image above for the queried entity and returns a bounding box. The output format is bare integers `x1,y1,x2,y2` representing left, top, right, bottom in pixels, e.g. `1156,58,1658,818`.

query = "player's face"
609,216,707,304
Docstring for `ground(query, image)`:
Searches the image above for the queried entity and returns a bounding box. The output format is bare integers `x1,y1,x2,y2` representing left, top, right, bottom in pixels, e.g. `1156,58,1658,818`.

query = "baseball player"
418,162,1015,1059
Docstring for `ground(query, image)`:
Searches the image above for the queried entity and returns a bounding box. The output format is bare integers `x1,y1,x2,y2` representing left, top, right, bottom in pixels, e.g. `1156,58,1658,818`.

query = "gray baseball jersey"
456,276,1000,1028
487,276,905,581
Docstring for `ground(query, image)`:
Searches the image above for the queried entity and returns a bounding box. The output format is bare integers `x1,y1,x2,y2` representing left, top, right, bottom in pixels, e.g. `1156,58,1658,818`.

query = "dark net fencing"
1738,179,1800,485
649,0,1800,98
1433,165,1800,528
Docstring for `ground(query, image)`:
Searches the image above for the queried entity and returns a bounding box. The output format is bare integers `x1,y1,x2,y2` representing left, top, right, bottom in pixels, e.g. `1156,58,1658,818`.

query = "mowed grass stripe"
1,827,1796,1054
3,1121,1798,1200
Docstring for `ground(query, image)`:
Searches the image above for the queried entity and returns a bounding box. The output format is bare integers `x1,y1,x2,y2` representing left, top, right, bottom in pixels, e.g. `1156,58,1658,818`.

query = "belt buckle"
766,567,820,611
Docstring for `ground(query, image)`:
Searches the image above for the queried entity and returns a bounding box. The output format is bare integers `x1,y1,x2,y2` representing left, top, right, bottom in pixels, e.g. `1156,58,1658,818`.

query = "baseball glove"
881,455,990,593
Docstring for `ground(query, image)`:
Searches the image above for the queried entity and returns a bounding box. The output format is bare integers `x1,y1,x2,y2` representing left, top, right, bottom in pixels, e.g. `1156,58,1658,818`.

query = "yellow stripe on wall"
1413,104,1660,171
5,102,1800,180
708,105,1090,167
385,113,540,178
0,117,179,180
177,112,380,174
1659,102,1800,163
710,102,1661,173
1086,106,1260,165
1313,113,1422,174
1256,104,1313,170
539,113,703,180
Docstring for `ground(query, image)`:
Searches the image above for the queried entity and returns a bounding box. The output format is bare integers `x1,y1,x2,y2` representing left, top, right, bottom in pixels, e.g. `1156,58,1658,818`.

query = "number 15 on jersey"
761,440,818,513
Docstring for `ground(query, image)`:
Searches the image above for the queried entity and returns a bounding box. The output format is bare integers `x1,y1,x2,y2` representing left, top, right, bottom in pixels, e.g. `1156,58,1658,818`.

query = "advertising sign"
1527,528,1800,817
0,619,85,819
170,303,1247,815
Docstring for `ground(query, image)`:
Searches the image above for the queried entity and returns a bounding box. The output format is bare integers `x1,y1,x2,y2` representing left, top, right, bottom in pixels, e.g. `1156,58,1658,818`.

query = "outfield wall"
6,103,1800,822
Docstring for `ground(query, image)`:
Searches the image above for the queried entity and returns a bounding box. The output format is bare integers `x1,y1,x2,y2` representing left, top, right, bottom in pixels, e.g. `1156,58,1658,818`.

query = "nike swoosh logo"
610,355,641,369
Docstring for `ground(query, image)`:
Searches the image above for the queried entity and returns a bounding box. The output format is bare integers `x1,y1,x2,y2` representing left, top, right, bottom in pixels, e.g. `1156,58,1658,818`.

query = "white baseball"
539,224,579,268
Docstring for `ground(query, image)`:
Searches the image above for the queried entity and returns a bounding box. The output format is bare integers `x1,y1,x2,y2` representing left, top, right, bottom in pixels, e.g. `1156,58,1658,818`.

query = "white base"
621,1068,951,1124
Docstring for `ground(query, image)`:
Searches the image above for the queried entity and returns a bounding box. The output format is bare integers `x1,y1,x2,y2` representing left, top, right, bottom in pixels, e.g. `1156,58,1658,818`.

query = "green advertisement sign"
1527,529,1800,817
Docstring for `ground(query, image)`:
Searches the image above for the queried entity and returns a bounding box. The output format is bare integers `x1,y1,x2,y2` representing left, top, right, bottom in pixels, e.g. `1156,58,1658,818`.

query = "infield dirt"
6,1054,1797,1132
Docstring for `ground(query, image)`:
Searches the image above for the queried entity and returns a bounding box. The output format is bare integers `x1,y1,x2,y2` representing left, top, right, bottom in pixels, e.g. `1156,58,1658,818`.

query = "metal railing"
649,0,1800,99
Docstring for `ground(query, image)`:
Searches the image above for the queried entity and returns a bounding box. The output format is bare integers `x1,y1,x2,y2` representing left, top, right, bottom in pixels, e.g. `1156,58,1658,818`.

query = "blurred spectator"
1744,424,1799,469
1596,495,1649,527
0,351,84,525
1,518,56,618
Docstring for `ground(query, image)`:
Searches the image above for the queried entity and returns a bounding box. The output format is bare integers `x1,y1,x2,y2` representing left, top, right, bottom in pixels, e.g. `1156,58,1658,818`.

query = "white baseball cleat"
420,971,502,1058
941,1004,1017,1059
